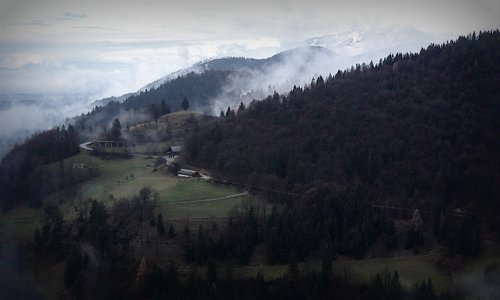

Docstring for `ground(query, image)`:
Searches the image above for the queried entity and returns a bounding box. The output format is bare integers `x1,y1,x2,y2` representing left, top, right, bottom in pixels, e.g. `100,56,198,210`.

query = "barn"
177,169,200,178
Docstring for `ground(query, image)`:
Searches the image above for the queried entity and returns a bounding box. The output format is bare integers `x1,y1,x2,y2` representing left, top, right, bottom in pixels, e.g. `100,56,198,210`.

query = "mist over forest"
0,25,453,159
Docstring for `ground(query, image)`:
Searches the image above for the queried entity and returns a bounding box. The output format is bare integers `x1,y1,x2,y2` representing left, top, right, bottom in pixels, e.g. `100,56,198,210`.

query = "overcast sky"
0,0,499,99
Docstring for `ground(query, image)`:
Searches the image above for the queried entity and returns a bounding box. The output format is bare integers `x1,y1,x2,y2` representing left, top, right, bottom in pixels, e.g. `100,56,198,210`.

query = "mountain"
129,25,453,115
74,26,455,148
139,46,333,92
303,25,453,57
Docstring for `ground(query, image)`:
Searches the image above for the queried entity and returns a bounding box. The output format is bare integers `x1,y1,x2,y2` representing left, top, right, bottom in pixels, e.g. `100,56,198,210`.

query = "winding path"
163,192,248,205
79,141,94,151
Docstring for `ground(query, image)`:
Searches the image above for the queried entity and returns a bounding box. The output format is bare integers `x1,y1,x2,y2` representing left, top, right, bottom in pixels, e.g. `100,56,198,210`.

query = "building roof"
177,169,199,177
168,146,182,153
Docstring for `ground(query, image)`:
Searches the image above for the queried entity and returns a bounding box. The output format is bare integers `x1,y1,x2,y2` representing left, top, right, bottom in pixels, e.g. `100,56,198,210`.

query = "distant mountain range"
94,25,454,110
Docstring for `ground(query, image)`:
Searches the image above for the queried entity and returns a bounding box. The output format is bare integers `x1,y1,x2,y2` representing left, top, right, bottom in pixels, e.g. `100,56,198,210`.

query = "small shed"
177,169,200,178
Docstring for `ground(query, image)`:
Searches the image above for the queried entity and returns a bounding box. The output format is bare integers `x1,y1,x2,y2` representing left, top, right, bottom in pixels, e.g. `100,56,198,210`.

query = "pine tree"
168,224,176,238
181,96,190,110
207,258,217,285
157,213,165,236
34,227,42,258
288,252,299,281
238,102,245,113
110,118,122,140
160,99,171,115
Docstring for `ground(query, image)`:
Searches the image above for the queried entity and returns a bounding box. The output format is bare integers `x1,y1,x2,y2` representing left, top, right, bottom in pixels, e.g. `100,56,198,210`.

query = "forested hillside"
186,31,500,223
73,70,232,140
0,126,80,209
123,70,231,111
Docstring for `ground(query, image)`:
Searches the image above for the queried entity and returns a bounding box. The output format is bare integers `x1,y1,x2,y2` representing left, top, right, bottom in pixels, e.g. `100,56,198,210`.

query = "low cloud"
456,269,500,300
209,25,455,115
10,20,52,27
61,12,87,20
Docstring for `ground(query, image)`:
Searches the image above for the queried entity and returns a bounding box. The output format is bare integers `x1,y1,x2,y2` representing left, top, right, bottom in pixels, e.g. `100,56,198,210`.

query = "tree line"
33,190,447,300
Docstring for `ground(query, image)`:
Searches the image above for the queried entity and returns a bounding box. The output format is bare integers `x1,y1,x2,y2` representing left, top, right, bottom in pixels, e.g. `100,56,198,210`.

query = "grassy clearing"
0,206,43,242
40,151,250,220
109,175,177,199
463,255,500,273
236,254,450,294
78,156,152,202
334,255,449,294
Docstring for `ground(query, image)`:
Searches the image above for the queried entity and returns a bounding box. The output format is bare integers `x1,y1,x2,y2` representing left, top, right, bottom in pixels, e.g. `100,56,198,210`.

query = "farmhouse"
167,145,182,157
177,169,200,178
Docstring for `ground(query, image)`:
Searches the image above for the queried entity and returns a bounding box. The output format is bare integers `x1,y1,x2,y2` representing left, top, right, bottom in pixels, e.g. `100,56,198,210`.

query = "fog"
456,268,500,299
0,93,98,157
0,24,456,159
209,25,455,114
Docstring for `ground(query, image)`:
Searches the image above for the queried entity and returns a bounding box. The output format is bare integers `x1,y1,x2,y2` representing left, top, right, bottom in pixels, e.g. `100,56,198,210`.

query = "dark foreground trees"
0,125,80,210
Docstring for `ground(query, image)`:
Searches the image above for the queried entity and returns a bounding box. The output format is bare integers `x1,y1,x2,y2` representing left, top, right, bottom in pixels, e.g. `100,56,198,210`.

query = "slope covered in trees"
186,31,500,222
0,126,80,209
123,70,231,111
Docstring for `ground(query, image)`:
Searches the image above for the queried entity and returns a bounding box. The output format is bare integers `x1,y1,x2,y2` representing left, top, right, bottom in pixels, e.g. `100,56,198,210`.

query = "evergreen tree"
168,223,176,238
160,99,171,115
157,213,165,236
225,106,234,118
207,258,217,285
110,118,122,140
34,227,42,258
181,96,190,110
255,272,268,299
288,252,299,281
238,102,245,113
64,251,82,288
372,273,384,300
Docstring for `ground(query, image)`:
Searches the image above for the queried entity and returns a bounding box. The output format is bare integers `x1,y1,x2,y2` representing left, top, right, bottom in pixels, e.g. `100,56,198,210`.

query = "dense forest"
186,31,500,233
29,193,441,300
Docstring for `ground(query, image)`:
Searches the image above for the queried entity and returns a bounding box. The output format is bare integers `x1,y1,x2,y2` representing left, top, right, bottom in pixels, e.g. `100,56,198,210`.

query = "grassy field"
41,151,251,222
236,253,450,294
158,180,237,203
334,255,450,294
160,194,251,220
0,206,43,242
78,155,153,202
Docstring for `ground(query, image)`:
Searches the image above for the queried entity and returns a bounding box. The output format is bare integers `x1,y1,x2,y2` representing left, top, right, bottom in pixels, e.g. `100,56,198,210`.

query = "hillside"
71,26,451,142
125,111,208,154
186,31,500,222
